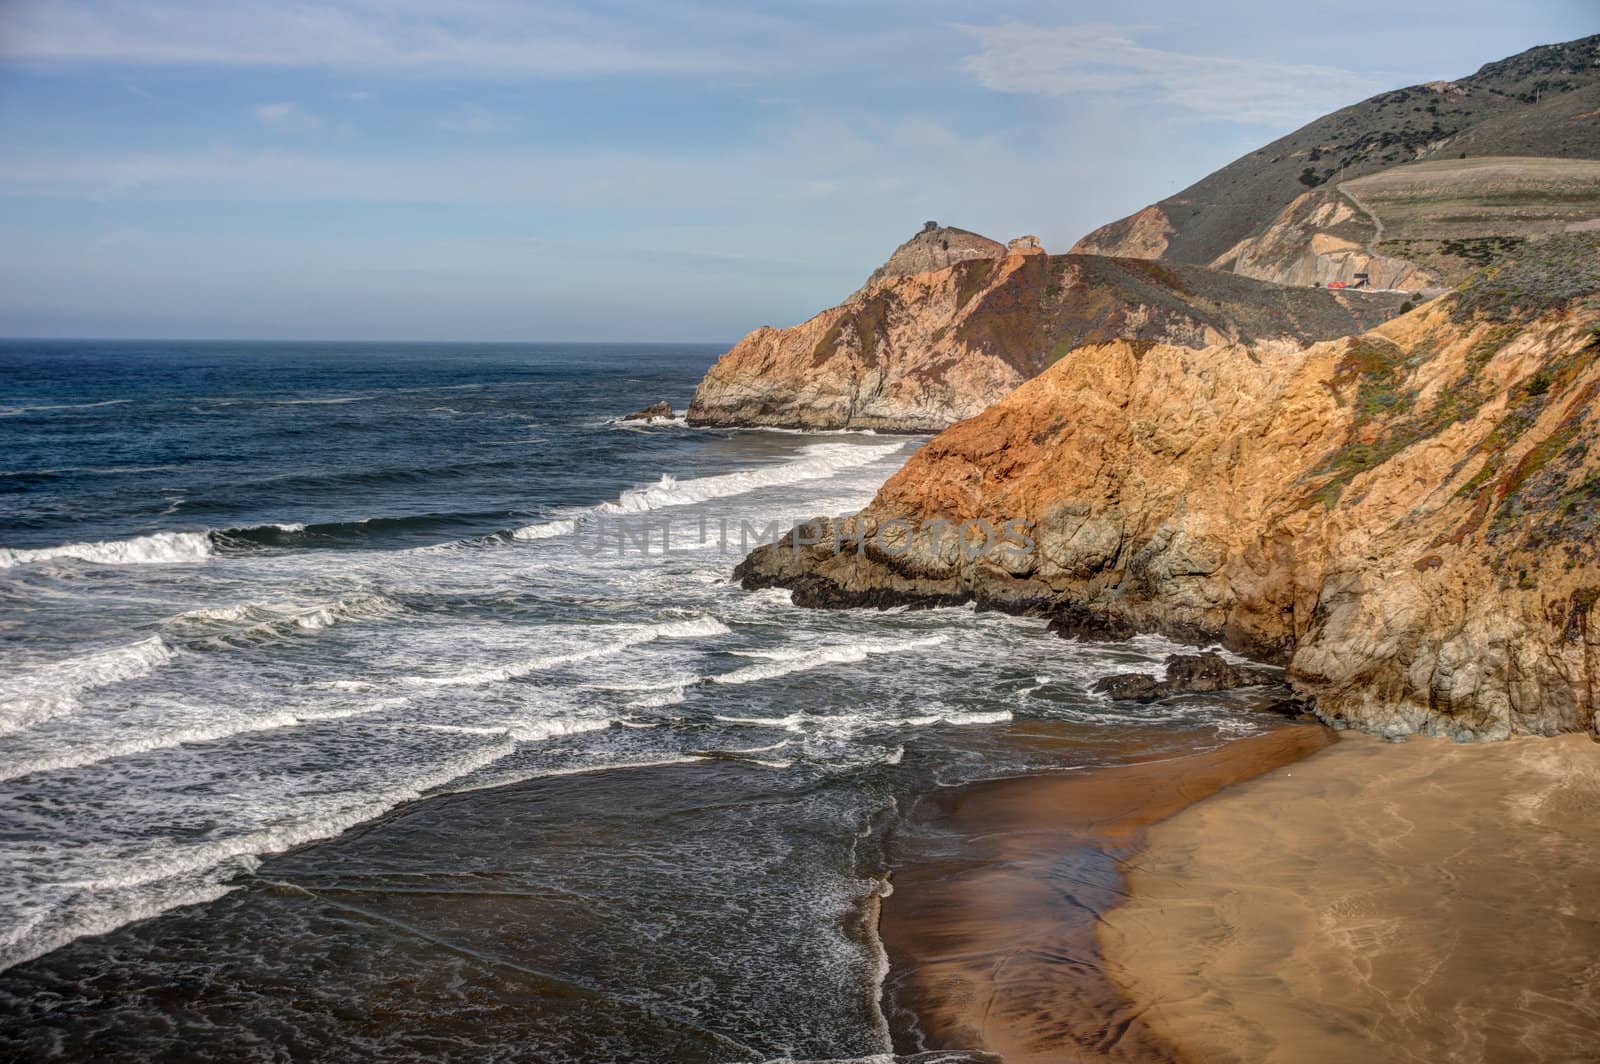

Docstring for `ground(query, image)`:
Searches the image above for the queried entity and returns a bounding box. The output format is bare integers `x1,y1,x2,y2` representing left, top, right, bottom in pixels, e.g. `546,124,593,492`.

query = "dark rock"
622,400,674,421
1162,652,1280,693
1093,652,1284,703
1092,674,1167,703
1046,602,1139,642
1261,694,1319,719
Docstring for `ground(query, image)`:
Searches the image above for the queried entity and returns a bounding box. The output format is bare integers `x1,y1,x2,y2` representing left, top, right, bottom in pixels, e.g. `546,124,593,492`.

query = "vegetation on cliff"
1075,36,1600,288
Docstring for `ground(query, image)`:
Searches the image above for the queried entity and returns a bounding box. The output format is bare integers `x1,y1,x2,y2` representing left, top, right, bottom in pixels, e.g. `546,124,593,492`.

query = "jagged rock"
621,400,674,421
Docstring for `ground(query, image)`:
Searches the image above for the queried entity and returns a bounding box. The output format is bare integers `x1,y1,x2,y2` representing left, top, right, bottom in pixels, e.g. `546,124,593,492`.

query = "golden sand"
878,725,1335,1061
1100,731,1600,1063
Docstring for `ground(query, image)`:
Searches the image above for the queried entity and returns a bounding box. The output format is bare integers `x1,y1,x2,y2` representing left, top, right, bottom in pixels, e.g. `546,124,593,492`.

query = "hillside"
737,234,1600,740
1212,156,1600,290
1074,35,1600,285
687,228,1406,432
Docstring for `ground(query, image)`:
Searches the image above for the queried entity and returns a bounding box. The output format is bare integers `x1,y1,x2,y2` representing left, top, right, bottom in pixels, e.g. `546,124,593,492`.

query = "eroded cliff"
738,235,1600,739
688,229,1405,433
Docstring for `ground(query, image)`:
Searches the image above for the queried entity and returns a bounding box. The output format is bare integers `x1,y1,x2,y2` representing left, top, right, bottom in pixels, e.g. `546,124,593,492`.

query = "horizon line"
0,335,736,347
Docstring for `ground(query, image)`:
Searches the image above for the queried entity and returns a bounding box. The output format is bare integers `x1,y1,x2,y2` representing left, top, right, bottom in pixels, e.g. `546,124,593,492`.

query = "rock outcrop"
861,221,1006,287
1075,36,1600,288
621,400,674,421
737,235,1600,740
687,230,1407,433
1093,653,1282,703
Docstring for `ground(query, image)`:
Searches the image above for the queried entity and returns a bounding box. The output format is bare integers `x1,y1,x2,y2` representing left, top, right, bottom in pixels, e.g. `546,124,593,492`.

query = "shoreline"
1099,730,1600,1063
875,722,1336,1062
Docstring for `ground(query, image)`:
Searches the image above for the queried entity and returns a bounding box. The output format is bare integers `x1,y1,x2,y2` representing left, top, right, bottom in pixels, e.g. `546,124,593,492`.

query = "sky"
0,1,1594,342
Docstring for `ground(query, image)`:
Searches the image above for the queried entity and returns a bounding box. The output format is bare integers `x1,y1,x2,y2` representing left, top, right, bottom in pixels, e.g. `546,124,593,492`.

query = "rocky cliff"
738,235,1600,740
687,228,1406,433
1075,36,1600,288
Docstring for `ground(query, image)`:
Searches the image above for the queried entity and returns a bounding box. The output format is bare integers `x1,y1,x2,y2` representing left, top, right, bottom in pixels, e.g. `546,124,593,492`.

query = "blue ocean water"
2,339,730,551
0,340,1279,1061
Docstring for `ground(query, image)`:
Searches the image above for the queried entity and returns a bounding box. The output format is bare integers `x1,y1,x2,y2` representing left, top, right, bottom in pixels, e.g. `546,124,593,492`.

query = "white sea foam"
708,635,945,686
442,754,711,796
0,399,131,417
608,412,689,429
0,637,176,734
0,530,213,569
71,737,519,895
270,395,370,406
510,441,905,541
899,709,1014,727
626,688,687,708
166,593,403,646
404,616,731,687
508,718,615,742
0,698,407,783
0,878,239,973
0,464,187,478
2,737,519,972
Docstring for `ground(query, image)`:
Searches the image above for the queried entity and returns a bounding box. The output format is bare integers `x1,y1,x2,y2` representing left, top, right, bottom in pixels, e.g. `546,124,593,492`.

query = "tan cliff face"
738,236,1600,740
688,235,1407,433
1209,189,1442,291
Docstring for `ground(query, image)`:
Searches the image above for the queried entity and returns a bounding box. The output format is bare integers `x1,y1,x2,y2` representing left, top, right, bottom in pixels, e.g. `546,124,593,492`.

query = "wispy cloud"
254,101,320,133
0,0,762,76
438,103,504,135
957,22,1382,126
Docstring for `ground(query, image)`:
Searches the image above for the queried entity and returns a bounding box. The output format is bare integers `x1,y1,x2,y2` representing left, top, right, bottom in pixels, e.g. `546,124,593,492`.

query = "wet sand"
1100,731,1600,1064
877,723,1337,1062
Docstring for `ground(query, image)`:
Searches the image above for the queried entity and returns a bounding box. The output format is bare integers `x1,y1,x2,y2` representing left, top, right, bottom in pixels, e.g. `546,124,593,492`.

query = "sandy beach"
1100,731,1600,1063
877,723,1337,1062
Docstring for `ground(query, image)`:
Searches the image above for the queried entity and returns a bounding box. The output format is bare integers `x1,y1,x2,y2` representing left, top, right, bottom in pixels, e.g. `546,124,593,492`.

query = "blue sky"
0,2,1594,341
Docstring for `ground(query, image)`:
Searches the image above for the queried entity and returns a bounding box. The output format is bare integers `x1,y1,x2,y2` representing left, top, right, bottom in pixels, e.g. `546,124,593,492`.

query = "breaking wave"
0,699,406,784
0,637,176,734
510,441,905,541
708,635,946,686
1,736,517,972
165,593,404,648
403,616,732,687
0,531,213,569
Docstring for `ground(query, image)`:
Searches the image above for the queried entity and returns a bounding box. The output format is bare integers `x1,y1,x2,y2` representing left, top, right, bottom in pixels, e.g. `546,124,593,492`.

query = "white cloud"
958,22,1382,127
254,101,321,132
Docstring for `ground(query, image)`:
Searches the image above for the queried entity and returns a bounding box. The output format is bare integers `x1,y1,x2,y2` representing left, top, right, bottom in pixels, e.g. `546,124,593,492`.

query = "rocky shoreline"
733,236,1600,742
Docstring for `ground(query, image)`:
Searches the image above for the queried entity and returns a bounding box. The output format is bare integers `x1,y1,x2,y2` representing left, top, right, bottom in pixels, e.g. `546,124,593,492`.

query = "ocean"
0,340,1279,1061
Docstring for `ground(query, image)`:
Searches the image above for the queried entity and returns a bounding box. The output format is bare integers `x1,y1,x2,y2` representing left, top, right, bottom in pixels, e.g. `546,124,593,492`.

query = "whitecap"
707,634,945,686
510,440,906,541
402,616,731,687
0,530,213,569
0,637,176,734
